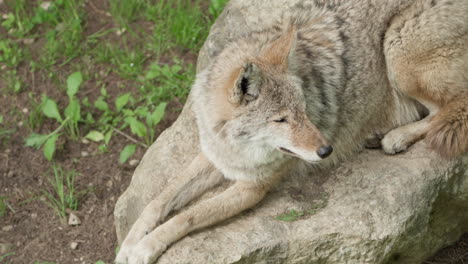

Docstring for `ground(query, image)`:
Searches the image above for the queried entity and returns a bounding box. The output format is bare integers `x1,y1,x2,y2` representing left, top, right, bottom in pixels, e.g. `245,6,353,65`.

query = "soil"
0,1,466,264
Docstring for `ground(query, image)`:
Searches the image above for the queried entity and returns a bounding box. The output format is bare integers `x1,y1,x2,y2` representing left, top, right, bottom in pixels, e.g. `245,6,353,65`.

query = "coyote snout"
274,111,332,162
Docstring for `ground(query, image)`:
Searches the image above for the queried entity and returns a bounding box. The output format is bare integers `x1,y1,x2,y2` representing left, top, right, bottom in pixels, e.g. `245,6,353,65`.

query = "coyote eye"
273,117,287,123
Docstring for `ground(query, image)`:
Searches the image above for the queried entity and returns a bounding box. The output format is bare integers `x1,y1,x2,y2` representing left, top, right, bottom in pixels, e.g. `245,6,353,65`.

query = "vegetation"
0,0,227,262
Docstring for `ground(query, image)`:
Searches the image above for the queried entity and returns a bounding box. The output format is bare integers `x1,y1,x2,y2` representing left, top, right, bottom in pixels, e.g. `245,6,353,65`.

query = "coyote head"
203,26,333,163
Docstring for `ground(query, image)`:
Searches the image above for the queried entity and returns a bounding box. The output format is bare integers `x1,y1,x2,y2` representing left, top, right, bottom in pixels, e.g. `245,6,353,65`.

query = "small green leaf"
119,144,136,164
1,13,15,29
144,63,160,80
122,109,134,117
0,115,3,124
13,80,21,93
64,98,81,122
100,86,108,97
171,64,182,73
95,261,106,264
42,97,62,122
104,130,113,145
94,98,109,111
115,93,131,111
126,117,147,138
98,144,108,153
85,112,95,123
150,102,167,127
43,134,60,161
66,72,82,98
85,130,104,142
275,210,303,222
25,133,49,149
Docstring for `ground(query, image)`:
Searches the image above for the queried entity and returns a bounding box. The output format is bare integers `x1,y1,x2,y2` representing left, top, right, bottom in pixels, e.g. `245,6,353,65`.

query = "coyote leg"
116,153,224,264
128,180,271,264
381,114,433,154
383,0,468,156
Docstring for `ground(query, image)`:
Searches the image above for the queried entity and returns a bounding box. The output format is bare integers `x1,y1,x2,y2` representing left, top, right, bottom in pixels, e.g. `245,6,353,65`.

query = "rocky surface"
114,1,468,263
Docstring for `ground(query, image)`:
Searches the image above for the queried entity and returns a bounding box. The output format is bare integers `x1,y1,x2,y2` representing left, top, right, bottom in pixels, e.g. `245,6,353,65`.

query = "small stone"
81,151,89,157
2,225,13,232
7,171,14,177
22,38,34,45
31,213,38,219
116,28,126,36
70,241,78,250
22,108,28,114
17,121,23,127
1,14,8,20
40,1,52,10
129,159,140,167
0,243,13,254
68,213,81,226
81,138,90,144
106,180,113,188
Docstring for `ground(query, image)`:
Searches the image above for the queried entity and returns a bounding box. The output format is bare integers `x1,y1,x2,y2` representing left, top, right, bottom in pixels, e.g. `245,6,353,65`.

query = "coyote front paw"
115,246,131,264
381,129,412,154
127,238,167,264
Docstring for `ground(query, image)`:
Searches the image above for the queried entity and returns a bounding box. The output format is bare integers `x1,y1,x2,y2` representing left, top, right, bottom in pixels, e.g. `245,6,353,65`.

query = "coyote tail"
426,92,468,158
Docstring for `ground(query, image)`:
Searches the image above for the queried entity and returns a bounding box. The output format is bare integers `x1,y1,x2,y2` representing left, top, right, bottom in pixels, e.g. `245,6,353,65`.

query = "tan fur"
258,25,297,70
383,0,468,156
117,1,467,263
291,114,328,151
426,94,468,158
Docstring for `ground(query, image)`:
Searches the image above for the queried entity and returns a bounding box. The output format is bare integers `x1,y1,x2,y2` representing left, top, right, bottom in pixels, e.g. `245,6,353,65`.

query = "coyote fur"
116,0,468,263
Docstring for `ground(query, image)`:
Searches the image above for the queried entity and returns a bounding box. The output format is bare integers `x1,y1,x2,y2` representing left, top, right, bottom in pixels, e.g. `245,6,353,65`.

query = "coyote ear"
228,63,260,105
260,25,297,71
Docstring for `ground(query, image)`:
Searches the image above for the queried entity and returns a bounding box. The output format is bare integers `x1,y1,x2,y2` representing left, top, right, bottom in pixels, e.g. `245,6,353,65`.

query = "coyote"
116,0,468,263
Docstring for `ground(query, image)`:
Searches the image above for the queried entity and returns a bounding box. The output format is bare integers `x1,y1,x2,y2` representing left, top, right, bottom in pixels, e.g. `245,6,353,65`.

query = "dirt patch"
0,88,182,264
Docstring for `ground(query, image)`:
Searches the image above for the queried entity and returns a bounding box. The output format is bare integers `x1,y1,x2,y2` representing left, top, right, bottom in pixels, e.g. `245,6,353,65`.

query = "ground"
0,0,466,264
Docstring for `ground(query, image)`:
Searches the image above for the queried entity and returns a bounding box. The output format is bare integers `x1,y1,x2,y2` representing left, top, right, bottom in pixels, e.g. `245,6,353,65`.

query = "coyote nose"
317,145,333,159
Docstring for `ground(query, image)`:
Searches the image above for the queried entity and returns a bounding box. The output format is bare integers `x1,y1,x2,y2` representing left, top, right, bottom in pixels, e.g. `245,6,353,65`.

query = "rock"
116,28,126,36
70,241,79,250
81,151,89,157
22,38,34,45
2,225,13,232
114,1,468,263
40,1,52,10
129,159,139,167
0,243,13,254
68,213,81,226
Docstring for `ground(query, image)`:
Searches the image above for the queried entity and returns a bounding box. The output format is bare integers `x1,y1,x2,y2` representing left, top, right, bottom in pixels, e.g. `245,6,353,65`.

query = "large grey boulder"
114,1,468,263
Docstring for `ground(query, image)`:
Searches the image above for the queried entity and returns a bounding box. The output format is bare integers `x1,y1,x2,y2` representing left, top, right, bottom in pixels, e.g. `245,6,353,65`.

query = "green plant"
209,0,229,18
0,252,15,263
275,209,304,222
42,165,82,221
0,40,24,67
0,196,14,218
25,72,83,160
109,0,145,26
275,193,329,222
